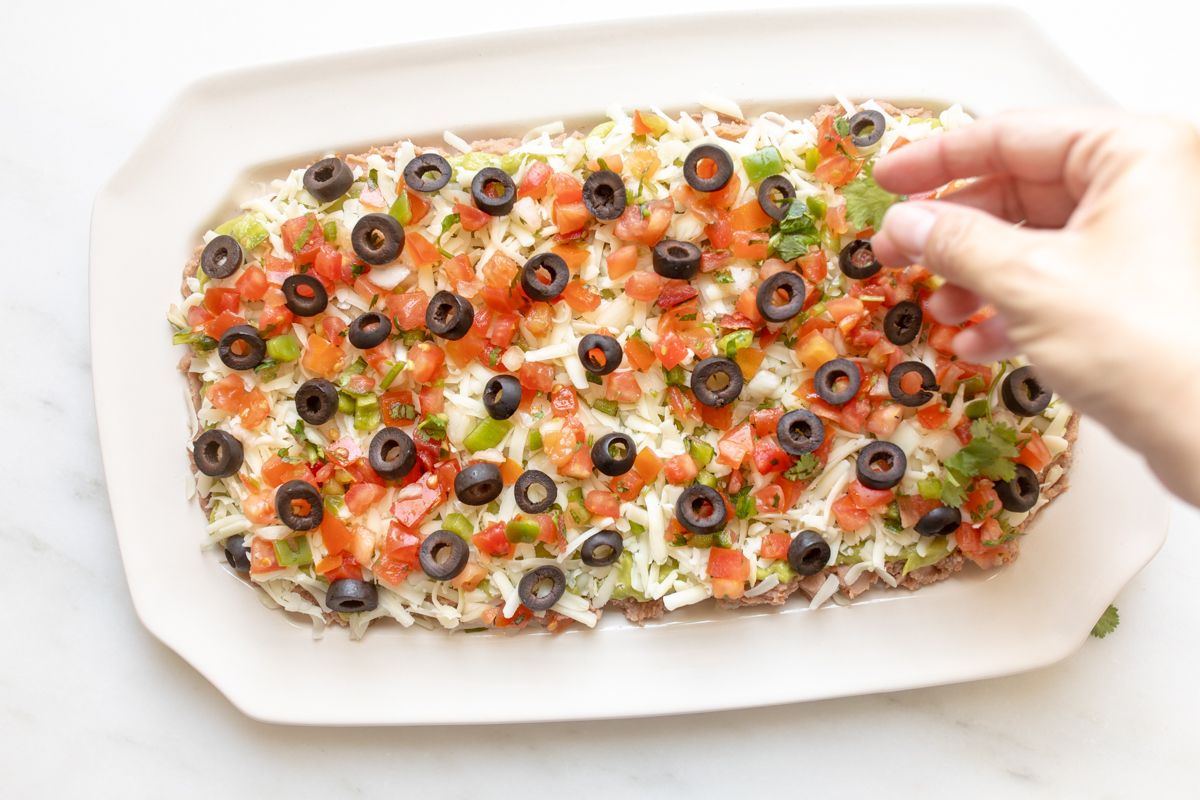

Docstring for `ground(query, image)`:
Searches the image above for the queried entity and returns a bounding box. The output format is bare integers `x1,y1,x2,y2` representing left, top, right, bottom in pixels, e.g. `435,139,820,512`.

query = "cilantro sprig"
939,419,1020,507
768,201,821,262
842,166,903,232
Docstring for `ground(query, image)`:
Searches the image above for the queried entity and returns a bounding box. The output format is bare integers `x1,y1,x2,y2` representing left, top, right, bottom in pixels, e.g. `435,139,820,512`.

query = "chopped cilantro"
940,420,1020,507
1091,604,1120,639
783,453,821,482
418,413,448,440
731,484,756,520
769,201,821,262
842,169,902,232
714,270,734,284
834,115,851,137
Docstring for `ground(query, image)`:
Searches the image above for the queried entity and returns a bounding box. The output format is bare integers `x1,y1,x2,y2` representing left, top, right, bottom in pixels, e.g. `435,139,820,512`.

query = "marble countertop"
4,0,1196,795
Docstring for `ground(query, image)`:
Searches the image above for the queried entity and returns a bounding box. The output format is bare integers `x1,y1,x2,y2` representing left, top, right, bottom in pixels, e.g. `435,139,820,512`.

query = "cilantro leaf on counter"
1091,604,1120,639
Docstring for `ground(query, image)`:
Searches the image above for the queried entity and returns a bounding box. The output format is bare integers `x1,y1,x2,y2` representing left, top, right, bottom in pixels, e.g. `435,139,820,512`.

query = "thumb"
875,200,1042,299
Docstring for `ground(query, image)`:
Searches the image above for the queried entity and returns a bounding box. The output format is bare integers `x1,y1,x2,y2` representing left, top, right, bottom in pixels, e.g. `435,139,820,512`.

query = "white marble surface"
4,0,1198,795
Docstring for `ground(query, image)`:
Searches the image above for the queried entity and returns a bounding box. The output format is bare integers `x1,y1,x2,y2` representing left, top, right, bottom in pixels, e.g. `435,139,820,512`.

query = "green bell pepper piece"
567,486,590,525
918,475,943,500
354,394,381,431
380,361,405,391
505,517,541,543
273,536,313,567
592,398,619,417
696,472,717,489
214,214,269,252
443,513,473,540
464,418,511,452
741,146,785,182
686,437,714,467
266,333,301,362
389,190,412,226
901,537,951,576
527,429,543,452
337,392,355,415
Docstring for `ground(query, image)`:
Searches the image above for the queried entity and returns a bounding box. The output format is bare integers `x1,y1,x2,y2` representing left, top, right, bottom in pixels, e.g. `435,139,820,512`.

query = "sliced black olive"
200,235,243,279
839,239,881,280
578,334,623,375
368,427,416,480
192,429,243,477
776,409,825,456
755,271,807,322
403,153,452,193
884,300,923,345
691,356,744,408
303,157,354,203
683,143,734,192
581,530,624,567
282,274,328,317
756,175,796,222
347,310,392,349
514,469,557,514
217,325,266,371
675,484,727,534
275,480,324,531
888,361,938,407
813,358,861,406
471,167,517,216
1001,366,1052,417
855,441,907,490
915,506,961,536
652,239,701,280
582,169,627,221
352,213,405,266
592,432,636,477
787,530,831,576
223,535,251,574
520,252,570,301
425,291,475,340
996,463,1040,512
295,378,339,425
326,579,378,613
482,374,522,420
517,565,566,612
418,530,470,581
454,462,503,506
848,109,886,149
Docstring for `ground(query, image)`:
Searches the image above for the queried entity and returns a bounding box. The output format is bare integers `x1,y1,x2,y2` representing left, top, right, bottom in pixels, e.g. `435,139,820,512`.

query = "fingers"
874,201,1043,300
926,284,982,325
939,175,1078,229
953,315,1016,364
873,111,1112,196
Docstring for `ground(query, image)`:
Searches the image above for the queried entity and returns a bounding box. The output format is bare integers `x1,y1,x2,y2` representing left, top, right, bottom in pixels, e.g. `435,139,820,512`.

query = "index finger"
873,110,1115,195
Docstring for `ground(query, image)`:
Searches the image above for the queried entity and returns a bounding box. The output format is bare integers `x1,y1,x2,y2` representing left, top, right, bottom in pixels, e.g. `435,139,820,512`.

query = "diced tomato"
734,347,764,379
406,341,445,384
202,310,246,340
257,304,293,338
241,491,276,525
550,172,584,203
233,265,268,302
382,290,428,332
662,454,698,485
606,244,639,279
847,480,894,512
963,480,1001,521
729,200,773,232
656,281,699,309
318,511,355,559
866,403,905,438
281,214,325,265
1016,431,1053,472
301,334,344,379
550,385,579,417
750,407,785,438
701,250,732,273
261,455,315,488
954,419,973,445
624,337,655,371
629,448,661,483
562,280,602,313
518,161,553,199
404,231,441,268
831,495,870,532
559,446,595,480
732,287,765,327
699,402,733,430
552,243,589,271
186,305,214,329
605,370,643,404
955,519,1011,569
705,212,733,249
312,245,345,286
814,153,862,187
666,386,697,422
614,199,673,246
345,483,387,516
917,402,951,429
707,548,750,581
454,201,492,232
717,423,756,469
624,271,664,302
518,362,555,393
498,458,523,486
374,522,422,586
320,316,347,344
760,532,791,560
730,230,770,261
391,475,443,525
797,249,828,283
929,324,960,355
553,201,590,236
795,329,838,371
249,537,282,575
654,330,688,369
442,254,481,299
632,110,659,136
486,312,519,349
751,435,791,475
585,490,621,518
206,374,270,428
897,495,940,529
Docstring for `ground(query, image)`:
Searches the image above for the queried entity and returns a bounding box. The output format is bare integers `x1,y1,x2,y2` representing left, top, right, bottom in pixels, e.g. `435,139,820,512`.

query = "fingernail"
883,203,938,262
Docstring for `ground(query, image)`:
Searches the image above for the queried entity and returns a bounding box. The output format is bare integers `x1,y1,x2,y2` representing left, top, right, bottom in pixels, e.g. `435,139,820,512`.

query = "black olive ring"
368,427,417,480
425,291,475,340
223,535,251,573
348,311,392,349
848,109,887,149
352,213,405,266
454,463,504,506
776,409,826,456
517,565,567,612
521,253,570,301
581,530,624,567
884,300,924,345
855,441,908,490
813,358,861,406
295,378,339,425
675,484,728,535
418,530,470,581
514,469,557,514
200,235,243,279
582,169,628,221
578,334,624,375
217,325,266,371
683,143,734,192
192,429,244,478
1001,366,1052,417
471,167,517,216
591,432,636,477
996,463,1040,512
756,175,797,222
303,157,354,203
787,530,831,576
275,480,324,531
915,506,961,537
403,153,452,193
652,239,701,280
888,361,938,407
755,271,807,322
690,356,744,408
482,374,522,420
282,274,328,317
839,238,882,280
325,579,379,613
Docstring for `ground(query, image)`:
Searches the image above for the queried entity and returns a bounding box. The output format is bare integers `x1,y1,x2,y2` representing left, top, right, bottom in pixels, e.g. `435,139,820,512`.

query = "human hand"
871,111,1200,505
